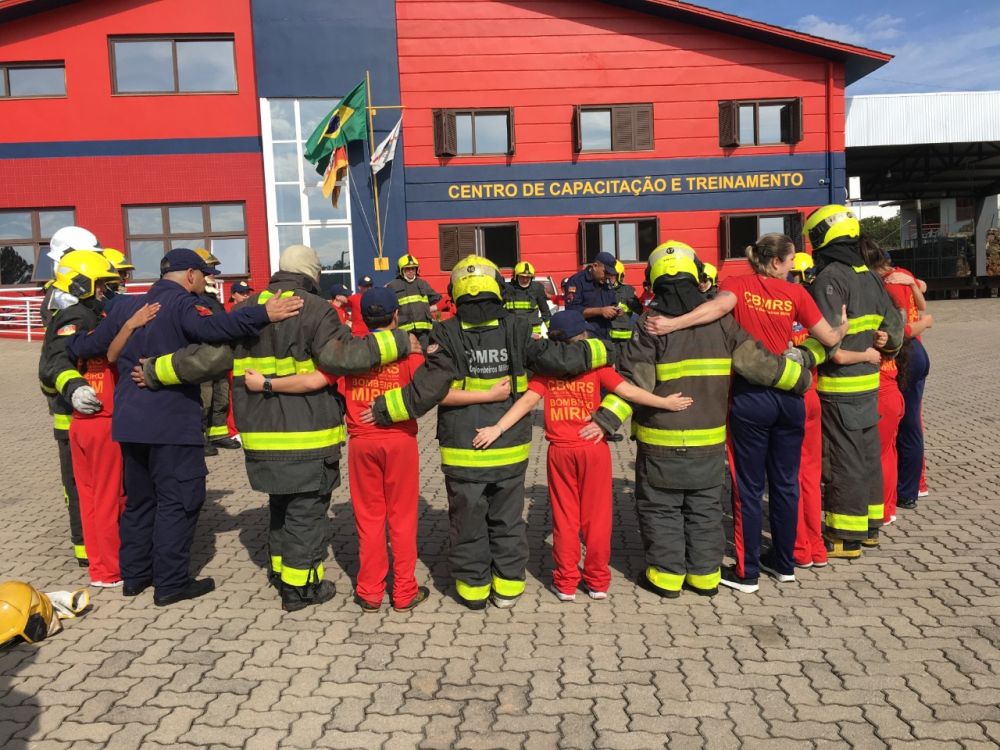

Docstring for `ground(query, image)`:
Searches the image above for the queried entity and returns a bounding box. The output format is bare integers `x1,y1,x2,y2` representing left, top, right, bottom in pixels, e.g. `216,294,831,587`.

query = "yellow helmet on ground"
194,248,221,266
450,255,501,302
513,261,535,277
701,262,718,285
804,204,859,251
52,250,120,299
648,241,700,287
101,248,135,272
0,581,56,646
397,254,420,274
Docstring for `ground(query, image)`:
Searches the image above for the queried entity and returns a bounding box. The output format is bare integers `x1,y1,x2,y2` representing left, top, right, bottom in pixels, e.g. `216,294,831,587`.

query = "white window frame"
260,97,354,286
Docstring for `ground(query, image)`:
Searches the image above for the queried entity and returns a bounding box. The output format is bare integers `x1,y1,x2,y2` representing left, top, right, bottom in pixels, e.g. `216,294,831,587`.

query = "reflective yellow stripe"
400,321,432,331
824,511,868,533
505,300,534,310
440,443,530,468
53,414,72,431
685,569,721,591
456,579,491,602
816,372,880,394
492,576,525,598
372,330,398,365
40,383,57,395
154,355,180,386
801,337,826,366
868,503,884,520
398,294,429,306
385,387,410,423
852,264,869,273
270,555,282,573
656,358,731,382
635,424,726,448
646,566,684,592
232,356,316,377
448,375,527,393
617,302,630,312
257,290,294,304
600,393,633,422
846,315,884,334
207,425,229,438
532,325,542,335
74,544,88,561
775,358,802,391
585,338,607,369
610,329,633,340
241,425,345,451
55,369,84,393
460,319,499,330
280,563,323,587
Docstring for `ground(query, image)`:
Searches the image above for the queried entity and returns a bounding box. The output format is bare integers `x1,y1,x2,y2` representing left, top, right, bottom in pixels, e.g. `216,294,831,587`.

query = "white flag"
370,117,401,175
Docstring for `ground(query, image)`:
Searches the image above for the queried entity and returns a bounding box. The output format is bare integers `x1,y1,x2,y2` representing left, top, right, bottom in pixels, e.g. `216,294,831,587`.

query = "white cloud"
795,12,904,48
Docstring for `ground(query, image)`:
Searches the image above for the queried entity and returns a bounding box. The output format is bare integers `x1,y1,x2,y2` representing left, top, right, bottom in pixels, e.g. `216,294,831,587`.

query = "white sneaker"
586,589,608,600
91,580,123,588
794,560,813,569
550,585,576,602
918,490,929,498
759,562,795,583
884,515,897,526
490,594,519,609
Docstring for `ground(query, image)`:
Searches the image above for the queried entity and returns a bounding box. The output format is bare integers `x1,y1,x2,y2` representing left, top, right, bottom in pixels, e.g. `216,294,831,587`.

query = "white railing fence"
0,295,44,341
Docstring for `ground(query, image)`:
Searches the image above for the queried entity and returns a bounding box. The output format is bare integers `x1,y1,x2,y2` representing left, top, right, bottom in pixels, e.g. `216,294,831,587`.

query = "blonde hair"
746,233,796,277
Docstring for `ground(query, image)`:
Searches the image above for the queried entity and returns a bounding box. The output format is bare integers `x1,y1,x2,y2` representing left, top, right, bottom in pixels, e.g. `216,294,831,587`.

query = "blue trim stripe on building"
0,136,262,159
405,152,846,221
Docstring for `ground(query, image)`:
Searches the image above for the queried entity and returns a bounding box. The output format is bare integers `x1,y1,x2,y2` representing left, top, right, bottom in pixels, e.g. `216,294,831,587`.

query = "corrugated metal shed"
847,92,1000,147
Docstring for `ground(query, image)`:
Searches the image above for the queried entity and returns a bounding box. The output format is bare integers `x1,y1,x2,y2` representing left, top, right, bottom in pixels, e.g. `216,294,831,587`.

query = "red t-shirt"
528,366,624,447
75,356,117,419
340,351,424,439
347,293,369,336
720,274,823,355
882,267,919,334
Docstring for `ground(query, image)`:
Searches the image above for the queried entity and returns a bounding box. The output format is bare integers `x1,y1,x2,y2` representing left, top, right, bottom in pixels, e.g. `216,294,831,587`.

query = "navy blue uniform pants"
120,443,207,597
897,338,929,501
728,380,805,579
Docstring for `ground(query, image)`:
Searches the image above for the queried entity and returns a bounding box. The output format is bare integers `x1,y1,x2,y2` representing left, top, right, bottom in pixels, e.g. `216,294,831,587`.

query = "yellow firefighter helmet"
52,250,120,299
804,204,860,251
0,581,56,646
648,241,700,288
450,255,502,302
513,261,535,277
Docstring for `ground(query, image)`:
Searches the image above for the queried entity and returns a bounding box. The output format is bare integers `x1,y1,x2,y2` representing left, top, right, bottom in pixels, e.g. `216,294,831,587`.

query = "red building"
0,0,265,293
396,0,889,292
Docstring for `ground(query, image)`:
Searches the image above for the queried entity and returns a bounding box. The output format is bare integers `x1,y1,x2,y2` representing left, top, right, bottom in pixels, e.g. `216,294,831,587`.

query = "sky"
696,0,1000,95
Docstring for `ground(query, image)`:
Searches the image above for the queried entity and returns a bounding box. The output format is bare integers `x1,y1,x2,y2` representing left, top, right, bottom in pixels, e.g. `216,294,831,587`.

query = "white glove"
46,589,91,619
782,347,806,367
71,386,103,415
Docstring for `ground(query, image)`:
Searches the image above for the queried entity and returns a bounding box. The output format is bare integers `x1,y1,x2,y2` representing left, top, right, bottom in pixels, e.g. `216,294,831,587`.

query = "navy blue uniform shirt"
563,268,618,340
71,279,269,446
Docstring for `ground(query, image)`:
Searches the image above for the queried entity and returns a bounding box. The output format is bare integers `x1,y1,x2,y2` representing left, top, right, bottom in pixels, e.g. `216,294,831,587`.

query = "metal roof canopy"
846,92,1000,200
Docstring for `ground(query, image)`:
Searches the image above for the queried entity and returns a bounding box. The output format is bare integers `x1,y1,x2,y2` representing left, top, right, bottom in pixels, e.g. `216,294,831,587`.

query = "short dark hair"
362,306,395,329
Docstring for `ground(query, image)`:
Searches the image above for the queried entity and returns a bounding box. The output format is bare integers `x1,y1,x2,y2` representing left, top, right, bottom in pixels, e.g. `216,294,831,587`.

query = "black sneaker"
354,592,382,614
203,443,219,457
281,580,336,612
211,437,241,450
77,558,90,568
759,557,795,583
897,498,918,510
393,586,430,612
719,566,759,594
123,579,152,597
154,577,215,607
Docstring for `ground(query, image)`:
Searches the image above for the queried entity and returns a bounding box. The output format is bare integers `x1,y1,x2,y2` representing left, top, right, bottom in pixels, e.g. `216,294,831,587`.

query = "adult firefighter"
503,261,551,336
609,260,642,343
367,255,610,610
138,245,418,612
601,242,814,599
387,254,441,346
804,205,903,557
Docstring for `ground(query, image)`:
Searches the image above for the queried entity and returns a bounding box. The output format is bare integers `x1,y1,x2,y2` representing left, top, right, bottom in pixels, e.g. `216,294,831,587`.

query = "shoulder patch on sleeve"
194,304,213,317
825,285,835,296
55,324,77,336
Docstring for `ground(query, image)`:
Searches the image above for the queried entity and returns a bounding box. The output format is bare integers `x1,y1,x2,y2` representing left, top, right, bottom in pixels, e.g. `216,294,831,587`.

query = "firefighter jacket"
597,312,811,489
139,271,413,494
810,244,903,405
370,314,609,482
503,280,551,333
610,282,642,341
386,277,441,334
38,302,101,439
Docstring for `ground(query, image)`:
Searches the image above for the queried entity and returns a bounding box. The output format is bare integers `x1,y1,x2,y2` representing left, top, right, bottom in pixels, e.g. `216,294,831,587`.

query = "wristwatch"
262,377,273,395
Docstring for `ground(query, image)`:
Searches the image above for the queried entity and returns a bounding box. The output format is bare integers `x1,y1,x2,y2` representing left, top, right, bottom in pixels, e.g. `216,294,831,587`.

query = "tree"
859,216,901,248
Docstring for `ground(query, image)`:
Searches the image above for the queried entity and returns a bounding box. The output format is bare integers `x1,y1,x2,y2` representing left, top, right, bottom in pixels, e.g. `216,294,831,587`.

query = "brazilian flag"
304,80,368,206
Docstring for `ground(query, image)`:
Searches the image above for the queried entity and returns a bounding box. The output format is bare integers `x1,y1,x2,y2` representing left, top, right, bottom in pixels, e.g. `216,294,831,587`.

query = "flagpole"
365,69,386,269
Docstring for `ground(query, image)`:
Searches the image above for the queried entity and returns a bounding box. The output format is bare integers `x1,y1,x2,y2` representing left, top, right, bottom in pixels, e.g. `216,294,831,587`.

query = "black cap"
231,281,252,294
547,310,588,341
161,248,218,276
330,284,351,298
361,287,399,319
358,275,374,288
594,252,617,275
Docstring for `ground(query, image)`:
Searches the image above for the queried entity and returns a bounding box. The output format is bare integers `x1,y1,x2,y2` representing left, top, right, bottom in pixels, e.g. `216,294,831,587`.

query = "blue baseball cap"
547,310,588,341
361,287,399,320
161,248,218,276
230,281,252,294
594,252,617,275
330,284,352,298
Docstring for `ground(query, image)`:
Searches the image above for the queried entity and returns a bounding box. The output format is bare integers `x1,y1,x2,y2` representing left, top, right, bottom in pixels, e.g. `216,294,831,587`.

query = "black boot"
281,579,336,612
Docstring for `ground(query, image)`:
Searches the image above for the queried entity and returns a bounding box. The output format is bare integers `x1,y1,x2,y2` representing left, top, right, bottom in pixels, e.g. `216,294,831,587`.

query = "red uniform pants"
794,385,825,566
347,434,419,607
879,379,905,521
546,441,613,595
69,417,125,584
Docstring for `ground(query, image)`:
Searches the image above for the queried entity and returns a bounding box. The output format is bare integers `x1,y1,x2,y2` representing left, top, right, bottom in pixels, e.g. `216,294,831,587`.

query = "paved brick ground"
1,299,999,749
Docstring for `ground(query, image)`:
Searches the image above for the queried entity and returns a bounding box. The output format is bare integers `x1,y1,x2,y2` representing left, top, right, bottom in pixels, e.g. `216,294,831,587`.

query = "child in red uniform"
346,276,374,336
473,311,692,601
